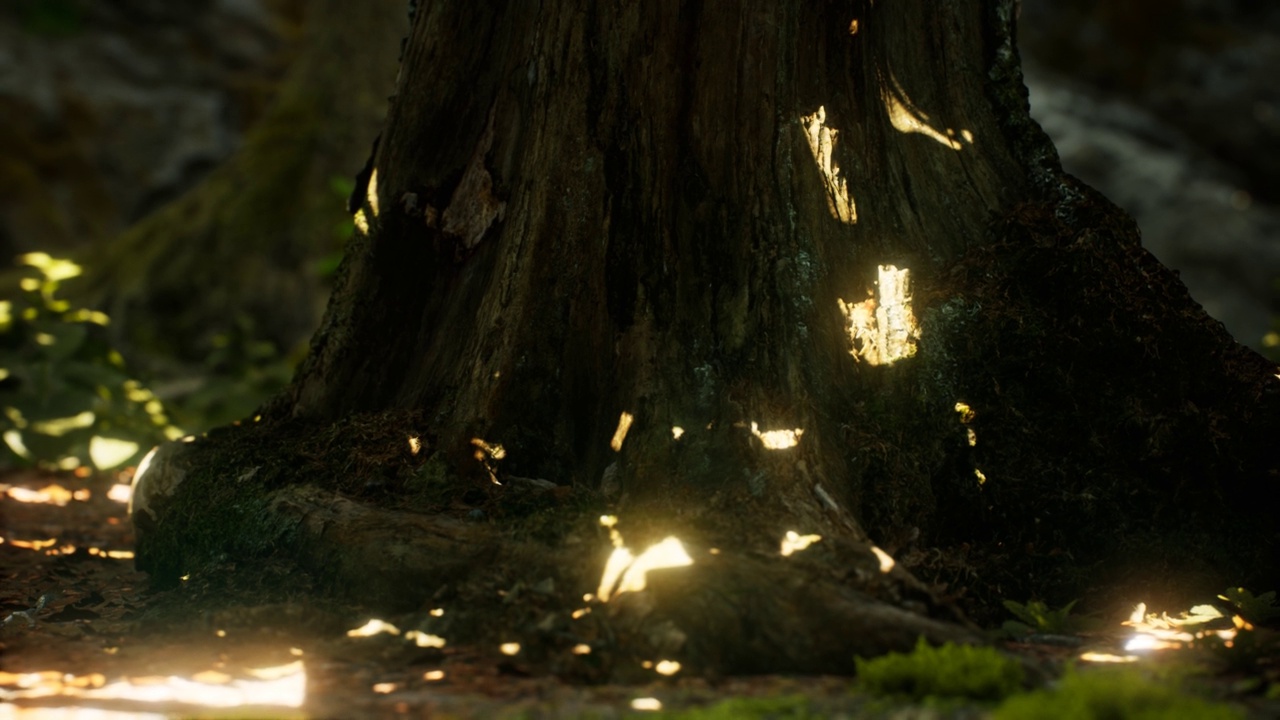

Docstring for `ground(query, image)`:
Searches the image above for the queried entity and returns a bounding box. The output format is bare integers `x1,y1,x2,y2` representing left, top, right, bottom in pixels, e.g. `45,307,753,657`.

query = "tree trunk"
131,0,1280,676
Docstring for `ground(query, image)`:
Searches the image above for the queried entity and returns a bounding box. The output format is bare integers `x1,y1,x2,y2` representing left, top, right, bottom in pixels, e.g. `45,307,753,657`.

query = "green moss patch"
995,669,1242,720
854,638,1024,702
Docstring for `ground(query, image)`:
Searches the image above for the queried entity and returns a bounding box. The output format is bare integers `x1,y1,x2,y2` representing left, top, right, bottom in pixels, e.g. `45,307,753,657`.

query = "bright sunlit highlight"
500,642,521,656
780,531,822,557
631,697,663,711
405,631,446,648
347,619,400,637
108,483,133,503
610,412,634,452
750,422,803,450
839,265,919,365
671,426,684,440
871,545,895,573
800,105,858,223
0,662,306,709
598,537,693,602
654,660,681,676
424,670,445,681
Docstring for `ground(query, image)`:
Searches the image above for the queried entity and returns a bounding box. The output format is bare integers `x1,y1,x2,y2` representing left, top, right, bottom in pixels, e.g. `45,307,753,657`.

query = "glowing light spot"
631,697,663,711
366,168,380,217
654,660,681,676
405,631,447,648
373,682,397,694
347,619,400,637
839,265,919,365
10,538,57,551
408,436,421,454
572,608,590,619
671,426,684,440
597,537,694,602
0,662,306,708
6,485,75,506
470,437,506,460
290,648,304,657
216,630,226,638
424,670,445,681
1080,651,1138,663
600,515,618,528
750,422,804,450
108,483,133,503
610,411,634,452
500,643,521,656
870,545,896,573
883,75,973,150
800,106,858,224
1121,601,1242,652
974,468,987,485
573,644,592,655
780,531,822,557
90,436,140,470
429,608,445,617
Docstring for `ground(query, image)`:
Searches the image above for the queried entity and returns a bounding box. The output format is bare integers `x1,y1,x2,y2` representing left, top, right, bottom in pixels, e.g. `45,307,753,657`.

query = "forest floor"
3,467,1279,719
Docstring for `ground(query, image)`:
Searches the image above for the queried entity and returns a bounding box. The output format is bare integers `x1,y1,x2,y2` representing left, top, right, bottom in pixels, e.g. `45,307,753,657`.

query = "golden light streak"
90,436,140,469
0,662,306,708
871,545,896,573
573,644,592,655
372,682,397,693
597,538,694,602
405,631,446,648
1079,651,1139,663
610,412,634,452
800,106,858,224
780,531,822,557
1122,601,1243,652
429,608,445,617
347,619,400,637
883,74,974,151
408,436,422,455
974,468,987,485
631,697,663,711
424,670,445,681
366,168,380,217
571,608,590,619
750,422,803,450
9,538,57,551
500,643,521,656
5,484,77,506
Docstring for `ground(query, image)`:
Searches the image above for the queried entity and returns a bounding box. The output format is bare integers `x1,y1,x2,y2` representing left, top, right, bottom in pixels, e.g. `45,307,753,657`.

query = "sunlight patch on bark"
750,422,804,450
596,518,694,602
882,74,974,151
799,106,858,224
610,411,634,451
670,426,684,440
838,265,920,365
870,545,896,573
365,168,380,217
779,530,822,556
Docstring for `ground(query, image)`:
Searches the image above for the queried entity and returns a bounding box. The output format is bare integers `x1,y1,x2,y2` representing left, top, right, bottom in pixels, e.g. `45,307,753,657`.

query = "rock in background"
1019,0,1280,354
0,0,300,258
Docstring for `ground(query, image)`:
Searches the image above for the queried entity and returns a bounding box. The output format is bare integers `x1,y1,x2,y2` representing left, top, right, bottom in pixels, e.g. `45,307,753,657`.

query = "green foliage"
855,638,1024,702
1002,598,1087,637
166,314,294,431
1217,587,1280,624
994,669,1242,720
657,695,816,719
0,253,179,470
16,0,83,37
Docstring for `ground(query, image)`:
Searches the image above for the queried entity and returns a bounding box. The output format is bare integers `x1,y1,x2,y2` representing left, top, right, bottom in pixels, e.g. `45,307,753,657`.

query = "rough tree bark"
131,0,1280,676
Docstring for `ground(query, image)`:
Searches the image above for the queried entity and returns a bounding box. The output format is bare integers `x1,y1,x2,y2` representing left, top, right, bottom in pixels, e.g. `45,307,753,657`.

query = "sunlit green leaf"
90,435,140,469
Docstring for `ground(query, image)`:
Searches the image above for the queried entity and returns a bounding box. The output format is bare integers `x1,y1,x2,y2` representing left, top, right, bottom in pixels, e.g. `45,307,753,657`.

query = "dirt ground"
3,467,1278,719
